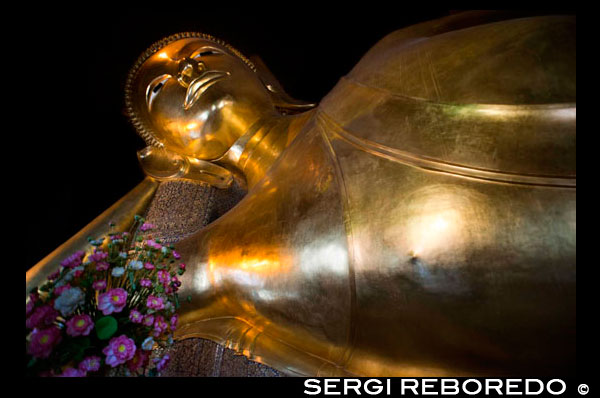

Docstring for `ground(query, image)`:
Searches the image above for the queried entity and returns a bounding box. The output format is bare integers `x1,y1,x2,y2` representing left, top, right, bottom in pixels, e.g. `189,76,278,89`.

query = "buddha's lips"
183,70,230,110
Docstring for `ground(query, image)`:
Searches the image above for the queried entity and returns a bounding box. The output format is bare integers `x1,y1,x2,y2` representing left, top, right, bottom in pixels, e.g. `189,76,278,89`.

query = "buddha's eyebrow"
191,46,226,59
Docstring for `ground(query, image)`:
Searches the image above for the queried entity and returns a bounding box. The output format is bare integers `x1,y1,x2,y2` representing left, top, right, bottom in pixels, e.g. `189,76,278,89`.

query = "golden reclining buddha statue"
26,11,575,376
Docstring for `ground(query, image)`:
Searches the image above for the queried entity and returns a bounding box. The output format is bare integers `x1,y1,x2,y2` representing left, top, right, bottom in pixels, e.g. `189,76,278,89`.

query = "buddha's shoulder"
341,11,575,105
316,11,575,180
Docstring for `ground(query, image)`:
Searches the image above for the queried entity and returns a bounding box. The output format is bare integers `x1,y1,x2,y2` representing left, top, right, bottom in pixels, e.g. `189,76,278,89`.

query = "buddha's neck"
220,110,316,189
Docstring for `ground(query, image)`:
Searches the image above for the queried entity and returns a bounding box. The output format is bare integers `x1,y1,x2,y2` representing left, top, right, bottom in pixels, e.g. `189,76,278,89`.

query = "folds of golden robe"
174,13,576,376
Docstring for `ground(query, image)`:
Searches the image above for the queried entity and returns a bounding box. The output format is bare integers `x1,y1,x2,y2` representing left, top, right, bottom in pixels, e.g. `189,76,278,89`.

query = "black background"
22,8,574,270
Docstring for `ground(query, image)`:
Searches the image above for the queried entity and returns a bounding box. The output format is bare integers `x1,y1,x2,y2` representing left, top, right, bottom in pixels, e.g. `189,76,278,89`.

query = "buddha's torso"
174,13,575,376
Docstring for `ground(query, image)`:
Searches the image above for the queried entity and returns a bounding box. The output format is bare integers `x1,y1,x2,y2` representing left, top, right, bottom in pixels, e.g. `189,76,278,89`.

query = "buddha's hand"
137,146,233,188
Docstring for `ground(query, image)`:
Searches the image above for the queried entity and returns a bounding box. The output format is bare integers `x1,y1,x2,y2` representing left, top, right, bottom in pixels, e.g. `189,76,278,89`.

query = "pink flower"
78,356,101,373
54,284,71,296
26,305,59,329
146,295,165,310
59,367,86,377
92,280,107,290
152,315,168,337
145,240,162,250
157,270,170,285
153,354,170,372
142,314,154,327
140,278,152,288
172,251,181,260
89,251,108,263
144,262,155,270
140,223,155,232
98,288,127,315
102,335,136,367
129,309,143,324
60,250,85,268
127,349,149,372
170,314,179,331
179,263,186,270
66,314,94,337
96,261,109,271
27,326,62,358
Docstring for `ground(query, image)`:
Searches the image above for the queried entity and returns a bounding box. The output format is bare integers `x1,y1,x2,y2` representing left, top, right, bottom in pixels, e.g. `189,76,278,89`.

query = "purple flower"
157,270,170,285
59,367,86,377
172,251,181,260
102,335,136,367
96,261,109,271
146,295,165,310
129,309,143,324
144,262,155,270
152,315,169,337
140,278,152,288
98,288,127,315
139,223,155,232
153,354,170,372
142,314,154,327
26,305,59,330
26,299,34,317
88,251,108,263
92,280,107,290
66,314,94,337
60,250,85,268
170,314,179,331
78,356,101,373
27,326,62,358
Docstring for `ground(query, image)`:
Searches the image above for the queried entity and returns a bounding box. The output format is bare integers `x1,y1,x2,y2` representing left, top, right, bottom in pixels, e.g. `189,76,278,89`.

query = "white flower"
119,252,128,259
141,337,155,351
53,287,85,316
128,260,143,270
111,267,125,277
161,246,168,254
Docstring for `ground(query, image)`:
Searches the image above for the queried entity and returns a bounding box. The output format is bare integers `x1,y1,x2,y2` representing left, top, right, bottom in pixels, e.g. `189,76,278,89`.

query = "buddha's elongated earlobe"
249,55,317,115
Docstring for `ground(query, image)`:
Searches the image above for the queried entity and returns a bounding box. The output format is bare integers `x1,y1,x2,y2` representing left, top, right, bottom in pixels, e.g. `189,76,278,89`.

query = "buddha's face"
128,37,275,160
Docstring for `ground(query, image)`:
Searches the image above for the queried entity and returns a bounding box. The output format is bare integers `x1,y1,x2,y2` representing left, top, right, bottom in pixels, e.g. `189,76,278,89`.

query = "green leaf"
128,271,136,290
27,357,37,368
95,316,118,340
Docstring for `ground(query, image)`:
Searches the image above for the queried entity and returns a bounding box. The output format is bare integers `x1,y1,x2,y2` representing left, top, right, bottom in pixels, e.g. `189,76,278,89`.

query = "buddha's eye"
146,74,172,111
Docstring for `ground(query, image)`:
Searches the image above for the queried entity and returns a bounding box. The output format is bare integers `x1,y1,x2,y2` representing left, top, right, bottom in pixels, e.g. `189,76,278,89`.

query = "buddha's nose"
176,58,207,88
176,57,230,110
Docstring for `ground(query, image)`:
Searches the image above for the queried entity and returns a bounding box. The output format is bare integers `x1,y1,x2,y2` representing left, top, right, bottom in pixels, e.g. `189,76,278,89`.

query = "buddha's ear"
249,55,317,115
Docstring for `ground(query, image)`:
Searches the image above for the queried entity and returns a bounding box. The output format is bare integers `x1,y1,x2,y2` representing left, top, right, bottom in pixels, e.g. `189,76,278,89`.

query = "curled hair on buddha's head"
124,32,258,148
